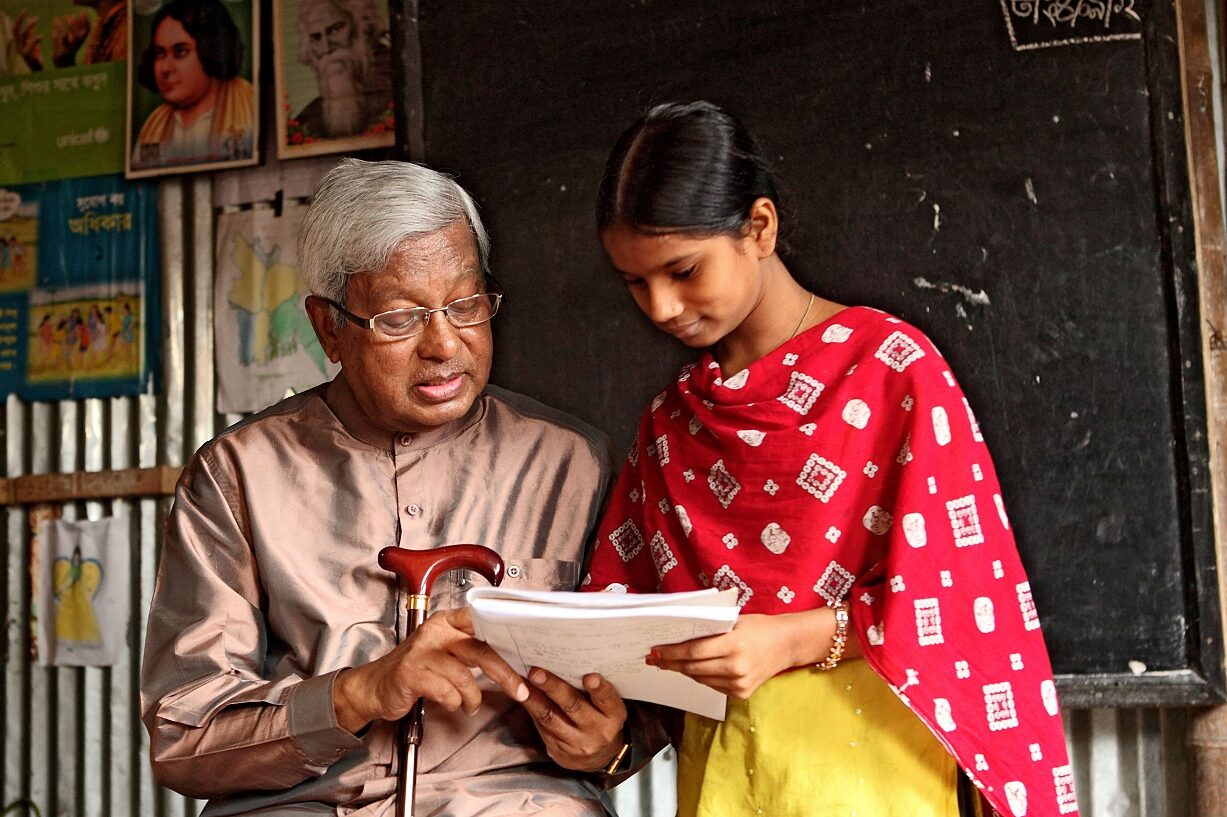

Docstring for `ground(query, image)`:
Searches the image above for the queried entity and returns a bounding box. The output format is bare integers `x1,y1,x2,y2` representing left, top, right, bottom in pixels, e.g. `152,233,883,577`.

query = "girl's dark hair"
596,101,780,238
137,0,244,93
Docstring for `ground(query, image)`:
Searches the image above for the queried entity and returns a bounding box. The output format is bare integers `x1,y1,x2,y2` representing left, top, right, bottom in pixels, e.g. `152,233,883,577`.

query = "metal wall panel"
0,174,203,817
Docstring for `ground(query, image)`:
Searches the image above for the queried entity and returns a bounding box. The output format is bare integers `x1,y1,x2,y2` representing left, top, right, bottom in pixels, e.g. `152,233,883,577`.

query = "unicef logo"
93,127,110,143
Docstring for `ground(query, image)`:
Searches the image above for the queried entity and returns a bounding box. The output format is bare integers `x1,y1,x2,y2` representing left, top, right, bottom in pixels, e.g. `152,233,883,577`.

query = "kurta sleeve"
850,346,1076,817
140,450,362,798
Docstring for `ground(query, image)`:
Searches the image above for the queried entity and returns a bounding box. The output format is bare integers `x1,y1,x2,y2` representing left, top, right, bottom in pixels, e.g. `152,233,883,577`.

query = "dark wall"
414,0,1222,703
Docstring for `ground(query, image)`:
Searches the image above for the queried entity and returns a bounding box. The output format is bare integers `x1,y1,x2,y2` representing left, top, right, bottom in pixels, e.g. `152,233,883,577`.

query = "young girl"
583,102,1078,817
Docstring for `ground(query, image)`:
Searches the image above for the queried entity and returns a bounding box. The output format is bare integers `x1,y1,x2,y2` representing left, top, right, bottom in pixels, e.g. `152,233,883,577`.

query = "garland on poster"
0,174,160,400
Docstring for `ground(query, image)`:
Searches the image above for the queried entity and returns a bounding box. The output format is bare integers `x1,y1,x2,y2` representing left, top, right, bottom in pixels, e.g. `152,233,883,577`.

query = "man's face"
308,220,494,436
305,2,355,62
152,17,212,109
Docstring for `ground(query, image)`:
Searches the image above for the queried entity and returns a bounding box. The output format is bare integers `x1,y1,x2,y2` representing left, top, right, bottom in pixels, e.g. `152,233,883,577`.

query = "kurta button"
506,564,521,579
405,504,420,516
397,434,413,447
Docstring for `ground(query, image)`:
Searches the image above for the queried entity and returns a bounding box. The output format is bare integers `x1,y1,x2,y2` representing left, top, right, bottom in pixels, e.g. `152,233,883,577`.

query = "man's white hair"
298,158,491,304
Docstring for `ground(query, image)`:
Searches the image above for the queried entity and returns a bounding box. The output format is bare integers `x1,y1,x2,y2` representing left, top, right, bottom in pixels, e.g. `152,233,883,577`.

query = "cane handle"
378,544,505,597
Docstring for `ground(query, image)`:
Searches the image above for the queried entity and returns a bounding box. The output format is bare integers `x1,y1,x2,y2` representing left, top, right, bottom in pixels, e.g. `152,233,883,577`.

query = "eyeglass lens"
373,293,499,337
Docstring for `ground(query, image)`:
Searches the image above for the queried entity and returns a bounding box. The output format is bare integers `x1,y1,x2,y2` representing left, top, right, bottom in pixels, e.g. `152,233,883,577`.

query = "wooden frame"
1177,0,1227,695
0,466,181,506
125,0,261,178
272,0,396,159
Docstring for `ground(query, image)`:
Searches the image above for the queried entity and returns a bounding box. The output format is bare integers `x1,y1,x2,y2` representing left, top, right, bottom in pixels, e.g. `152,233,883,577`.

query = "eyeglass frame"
323,275,504,340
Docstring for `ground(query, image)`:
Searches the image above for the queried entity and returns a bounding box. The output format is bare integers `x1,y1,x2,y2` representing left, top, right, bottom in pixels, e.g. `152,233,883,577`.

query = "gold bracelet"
603,740,632,775
816,600,850,671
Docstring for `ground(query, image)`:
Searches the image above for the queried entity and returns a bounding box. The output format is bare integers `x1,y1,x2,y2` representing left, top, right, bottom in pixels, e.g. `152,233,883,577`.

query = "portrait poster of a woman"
125,0,259,177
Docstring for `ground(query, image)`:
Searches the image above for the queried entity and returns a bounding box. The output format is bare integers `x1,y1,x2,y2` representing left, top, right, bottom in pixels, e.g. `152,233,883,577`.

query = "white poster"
214,203,338,414
38,517,129,667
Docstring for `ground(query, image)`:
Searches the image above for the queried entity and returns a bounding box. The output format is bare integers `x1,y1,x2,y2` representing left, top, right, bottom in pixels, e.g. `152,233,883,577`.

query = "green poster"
0,0,127,184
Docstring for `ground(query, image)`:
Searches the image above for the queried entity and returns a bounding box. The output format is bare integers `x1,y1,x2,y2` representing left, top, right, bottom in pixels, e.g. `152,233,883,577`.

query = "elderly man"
294,0,392,138
141,158,661,816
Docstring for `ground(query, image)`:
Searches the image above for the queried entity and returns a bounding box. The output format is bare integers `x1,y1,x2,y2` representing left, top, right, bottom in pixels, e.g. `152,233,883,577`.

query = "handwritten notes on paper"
468,587,740,720
1000,0,1143,50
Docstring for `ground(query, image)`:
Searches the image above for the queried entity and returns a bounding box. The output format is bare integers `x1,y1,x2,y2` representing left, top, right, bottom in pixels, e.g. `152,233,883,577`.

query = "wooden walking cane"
378,545,505,817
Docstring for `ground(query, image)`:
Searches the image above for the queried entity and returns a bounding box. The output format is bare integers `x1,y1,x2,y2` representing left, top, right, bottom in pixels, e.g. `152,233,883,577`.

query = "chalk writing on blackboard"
999,0,1143,51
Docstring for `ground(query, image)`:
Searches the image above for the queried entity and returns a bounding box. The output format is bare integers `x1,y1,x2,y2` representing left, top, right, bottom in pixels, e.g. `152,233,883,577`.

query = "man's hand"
332,607,529,734
14,11,43,71
51,12,89,68
521,669,627,772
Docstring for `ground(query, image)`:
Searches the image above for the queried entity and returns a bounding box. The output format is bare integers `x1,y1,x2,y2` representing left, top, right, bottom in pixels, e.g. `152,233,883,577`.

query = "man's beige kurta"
141,377,618,816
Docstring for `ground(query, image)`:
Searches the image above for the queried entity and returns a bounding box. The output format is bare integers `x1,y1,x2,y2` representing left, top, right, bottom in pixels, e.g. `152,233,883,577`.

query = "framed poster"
125,0,259,178
0,0,127,184
0,174,160,401
273,0,394,159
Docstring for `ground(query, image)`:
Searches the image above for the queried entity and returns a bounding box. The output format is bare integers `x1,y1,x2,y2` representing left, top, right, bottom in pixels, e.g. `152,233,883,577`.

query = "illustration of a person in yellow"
53,545,102,643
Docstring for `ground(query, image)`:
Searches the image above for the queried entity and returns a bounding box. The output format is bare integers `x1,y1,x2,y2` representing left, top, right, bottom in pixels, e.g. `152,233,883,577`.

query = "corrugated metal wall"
0,167,1212,817
1,176,214,816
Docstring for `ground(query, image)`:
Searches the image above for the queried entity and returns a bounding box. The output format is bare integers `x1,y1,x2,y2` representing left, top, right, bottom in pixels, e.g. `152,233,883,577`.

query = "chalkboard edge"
1056,670,1224,708
1146,0,1227,701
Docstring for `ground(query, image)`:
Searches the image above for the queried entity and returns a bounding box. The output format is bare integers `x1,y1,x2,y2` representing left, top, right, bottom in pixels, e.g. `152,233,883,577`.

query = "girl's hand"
647,608,859,700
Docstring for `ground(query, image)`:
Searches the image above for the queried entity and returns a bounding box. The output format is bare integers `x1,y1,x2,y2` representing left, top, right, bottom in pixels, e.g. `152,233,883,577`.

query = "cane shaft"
395,602,429,817
394,739,418,817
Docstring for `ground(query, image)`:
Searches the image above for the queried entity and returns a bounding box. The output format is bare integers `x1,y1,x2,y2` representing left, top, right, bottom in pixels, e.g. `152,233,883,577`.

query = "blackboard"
402,0,1223,706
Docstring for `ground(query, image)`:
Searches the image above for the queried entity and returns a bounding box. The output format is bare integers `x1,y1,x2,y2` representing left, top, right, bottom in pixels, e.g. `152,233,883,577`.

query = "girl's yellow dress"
677,657,959,817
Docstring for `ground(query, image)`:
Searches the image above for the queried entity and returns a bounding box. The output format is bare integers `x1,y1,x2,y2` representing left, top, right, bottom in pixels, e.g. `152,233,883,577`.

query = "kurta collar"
323,372,486,453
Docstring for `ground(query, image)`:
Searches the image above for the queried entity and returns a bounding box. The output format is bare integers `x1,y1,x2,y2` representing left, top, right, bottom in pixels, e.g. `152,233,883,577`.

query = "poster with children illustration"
37,516,129,667
0,174,159,401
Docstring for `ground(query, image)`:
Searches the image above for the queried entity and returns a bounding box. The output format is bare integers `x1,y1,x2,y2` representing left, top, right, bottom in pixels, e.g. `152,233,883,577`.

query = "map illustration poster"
37,516,129,667
0,174,160,401
214,203,337,413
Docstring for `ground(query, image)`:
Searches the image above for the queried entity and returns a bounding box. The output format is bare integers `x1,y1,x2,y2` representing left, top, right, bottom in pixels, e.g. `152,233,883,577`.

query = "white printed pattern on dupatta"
591,316,1078,817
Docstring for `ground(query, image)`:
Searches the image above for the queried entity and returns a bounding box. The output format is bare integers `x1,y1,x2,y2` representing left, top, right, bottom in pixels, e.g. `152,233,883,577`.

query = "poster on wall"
0,174,160,401
125,0,259,178
273,0,394,159
37,516,129,667
0,0,127,184
214,203,338,413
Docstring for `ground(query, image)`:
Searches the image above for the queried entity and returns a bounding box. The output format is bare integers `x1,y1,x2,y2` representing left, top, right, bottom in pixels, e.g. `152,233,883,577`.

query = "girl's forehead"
602,227,732,271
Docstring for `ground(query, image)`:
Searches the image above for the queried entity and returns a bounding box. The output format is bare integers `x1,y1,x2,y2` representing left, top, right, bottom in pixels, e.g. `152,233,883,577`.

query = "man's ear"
305,295,343,364
745,197,779,259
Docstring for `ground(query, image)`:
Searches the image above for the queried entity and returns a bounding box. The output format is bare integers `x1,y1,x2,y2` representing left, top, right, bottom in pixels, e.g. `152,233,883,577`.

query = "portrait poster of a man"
125,0,259,178
273,0,395,158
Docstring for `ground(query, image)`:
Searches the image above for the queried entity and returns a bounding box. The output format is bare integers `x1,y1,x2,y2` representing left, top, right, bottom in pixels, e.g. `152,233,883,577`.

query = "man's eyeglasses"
325,291,503,340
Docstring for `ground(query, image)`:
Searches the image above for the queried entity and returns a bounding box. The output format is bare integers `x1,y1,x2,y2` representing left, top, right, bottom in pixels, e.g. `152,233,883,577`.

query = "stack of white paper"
468,587,740,720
